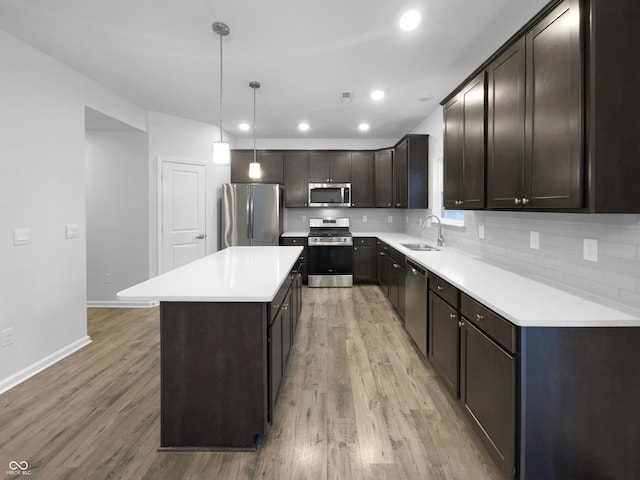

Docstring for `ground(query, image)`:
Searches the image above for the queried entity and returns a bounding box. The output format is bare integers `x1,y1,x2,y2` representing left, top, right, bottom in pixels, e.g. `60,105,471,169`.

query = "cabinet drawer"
280,236,308,247
354,237,375,246
429,273,459,308
387,246,406,266
460,293,517,354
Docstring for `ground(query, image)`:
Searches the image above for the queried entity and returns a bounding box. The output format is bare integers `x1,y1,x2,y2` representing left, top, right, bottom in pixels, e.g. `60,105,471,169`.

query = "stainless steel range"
307,218,353,288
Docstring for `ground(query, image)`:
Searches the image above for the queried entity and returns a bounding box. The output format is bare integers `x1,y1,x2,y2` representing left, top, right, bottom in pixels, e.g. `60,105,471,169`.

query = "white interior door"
161,161,207,272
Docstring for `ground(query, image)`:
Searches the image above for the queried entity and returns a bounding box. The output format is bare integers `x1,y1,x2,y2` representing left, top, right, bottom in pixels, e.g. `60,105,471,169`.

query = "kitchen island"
117,246,304,451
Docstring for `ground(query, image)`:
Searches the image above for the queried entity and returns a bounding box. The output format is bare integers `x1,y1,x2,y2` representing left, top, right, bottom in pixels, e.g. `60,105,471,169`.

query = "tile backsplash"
285,208,405,233
286,207,640,311
406,210,640,312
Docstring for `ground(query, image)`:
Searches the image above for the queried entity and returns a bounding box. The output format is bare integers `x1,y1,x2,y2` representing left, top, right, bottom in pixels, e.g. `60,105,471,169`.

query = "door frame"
157,156,209,275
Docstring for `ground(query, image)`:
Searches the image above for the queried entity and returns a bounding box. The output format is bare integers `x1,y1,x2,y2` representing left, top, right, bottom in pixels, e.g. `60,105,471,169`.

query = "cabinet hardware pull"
354,247,357,250
476,313,484,321
514,198,522,205
458,321,465,327
436,285,444,291
522,197,530,205
195,234,206,239
450,313,457,319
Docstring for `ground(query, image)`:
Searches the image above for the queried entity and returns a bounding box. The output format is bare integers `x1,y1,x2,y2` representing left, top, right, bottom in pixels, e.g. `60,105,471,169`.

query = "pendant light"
248,81,262,179
212,22,230,164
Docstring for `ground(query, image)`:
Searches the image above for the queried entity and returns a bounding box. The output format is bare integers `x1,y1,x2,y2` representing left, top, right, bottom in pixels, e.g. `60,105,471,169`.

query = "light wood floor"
0,286,503,479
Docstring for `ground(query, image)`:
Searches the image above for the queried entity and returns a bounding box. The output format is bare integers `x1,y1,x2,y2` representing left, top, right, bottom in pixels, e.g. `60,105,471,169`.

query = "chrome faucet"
423,214,444,247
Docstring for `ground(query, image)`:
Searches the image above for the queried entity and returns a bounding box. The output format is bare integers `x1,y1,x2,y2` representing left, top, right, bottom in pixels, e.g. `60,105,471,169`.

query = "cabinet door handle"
396,203,402,207
458,321,465,327
195,234,206,239
379,252,385,256
354,247,358,250
436,285,444,291
476,313,485,321
282,304,288,310
388,203,391,207
393,263,399,268
514,198,522,205
449,313,457,319
522,197,530,205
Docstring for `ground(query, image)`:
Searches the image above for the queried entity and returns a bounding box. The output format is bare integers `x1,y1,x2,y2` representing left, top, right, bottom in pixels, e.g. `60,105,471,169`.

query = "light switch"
66,224,79,239
13,228,31,246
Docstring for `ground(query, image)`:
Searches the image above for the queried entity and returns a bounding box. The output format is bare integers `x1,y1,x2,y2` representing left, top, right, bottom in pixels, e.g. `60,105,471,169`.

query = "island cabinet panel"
231,150,284,184
283,151,308,207
350,151,375,207
160,302,268,450
374,149,393,208
280,236,308,284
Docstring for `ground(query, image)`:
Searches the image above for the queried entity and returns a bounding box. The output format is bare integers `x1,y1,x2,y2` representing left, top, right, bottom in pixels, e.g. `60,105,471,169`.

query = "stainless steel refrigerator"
221,184,283,248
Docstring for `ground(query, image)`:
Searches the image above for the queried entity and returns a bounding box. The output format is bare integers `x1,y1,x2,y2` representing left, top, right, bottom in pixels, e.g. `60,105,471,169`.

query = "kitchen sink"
401,243,439,251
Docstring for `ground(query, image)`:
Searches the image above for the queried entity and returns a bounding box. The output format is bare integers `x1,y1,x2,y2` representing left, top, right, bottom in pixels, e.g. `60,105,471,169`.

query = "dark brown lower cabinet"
376,242,390,296
353,237,376,283
428,292,460,397
460,320,516,479
268,307,283,422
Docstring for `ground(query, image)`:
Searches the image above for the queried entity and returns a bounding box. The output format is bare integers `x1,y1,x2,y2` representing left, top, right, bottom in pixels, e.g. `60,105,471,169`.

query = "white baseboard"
87,300,158,308
0,336,92,395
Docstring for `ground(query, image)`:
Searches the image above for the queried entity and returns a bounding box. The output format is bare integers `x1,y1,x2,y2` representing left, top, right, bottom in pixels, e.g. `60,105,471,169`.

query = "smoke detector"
340,92,353,104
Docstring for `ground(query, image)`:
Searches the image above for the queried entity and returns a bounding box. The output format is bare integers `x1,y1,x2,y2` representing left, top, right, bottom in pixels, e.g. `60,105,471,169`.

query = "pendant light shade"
212,22,230,164
248,81,262,179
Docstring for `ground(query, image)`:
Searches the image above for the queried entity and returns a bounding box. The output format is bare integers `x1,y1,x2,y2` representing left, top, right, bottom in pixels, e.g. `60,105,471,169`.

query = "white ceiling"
0,0,549,140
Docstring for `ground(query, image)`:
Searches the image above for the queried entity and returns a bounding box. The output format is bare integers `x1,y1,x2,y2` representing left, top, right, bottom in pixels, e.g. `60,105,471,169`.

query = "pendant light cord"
219,31,224,142
253,85,257,163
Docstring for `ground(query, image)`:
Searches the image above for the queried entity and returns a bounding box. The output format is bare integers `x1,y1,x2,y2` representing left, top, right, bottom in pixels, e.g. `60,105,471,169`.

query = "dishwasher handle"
406,259,426,276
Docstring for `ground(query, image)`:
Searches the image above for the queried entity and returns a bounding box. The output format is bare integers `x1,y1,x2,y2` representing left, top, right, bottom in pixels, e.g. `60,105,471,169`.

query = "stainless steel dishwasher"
405,259,427,356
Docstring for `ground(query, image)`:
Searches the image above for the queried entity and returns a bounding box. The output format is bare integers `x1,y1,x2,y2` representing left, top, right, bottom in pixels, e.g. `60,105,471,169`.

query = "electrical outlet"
1,328,14,348
104,273,113,284
362,215,367,223
478,225,485,239
584,238,598,262
530,231,540,250
388,216,393,223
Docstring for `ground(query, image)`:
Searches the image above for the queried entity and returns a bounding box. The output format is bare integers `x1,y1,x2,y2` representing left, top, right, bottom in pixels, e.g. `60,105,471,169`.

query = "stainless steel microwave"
308,183,351,207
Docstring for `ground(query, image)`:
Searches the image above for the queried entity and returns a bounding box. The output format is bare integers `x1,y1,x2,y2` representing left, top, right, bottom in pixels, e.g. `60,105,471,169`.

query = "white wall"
147,111,231,275
85,131,149,302
0,28,146,391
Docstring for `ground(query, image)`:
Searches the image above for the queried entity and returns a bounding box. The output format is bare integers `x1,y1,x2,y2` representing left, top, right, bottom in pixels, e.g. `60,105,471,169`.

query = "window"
433,156,464,227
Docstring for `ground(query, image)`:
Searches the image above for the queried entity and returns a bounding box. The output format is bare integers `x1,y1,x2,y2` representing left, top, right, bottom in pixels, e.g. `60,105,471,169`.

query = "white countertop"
372,232,640,327
282,229,640,327
117,246,303,302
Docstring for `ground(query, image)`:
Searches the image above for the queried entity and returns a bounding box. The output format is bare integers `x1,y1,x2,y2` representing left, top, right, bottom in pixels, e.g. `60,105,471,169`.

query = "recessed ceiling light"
399,10,422,31
358,123,370,132
298,122,310,132
370,90,385,101
238,122,250,131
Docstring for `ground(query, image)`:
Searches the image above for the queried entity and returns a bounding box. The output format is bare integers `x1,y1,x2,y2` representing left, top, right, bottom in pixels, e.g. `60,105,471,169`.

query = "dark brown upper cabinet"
231,150,284,184
444,72,487,210
487,0,582,210
283,151,308,208
308,151,351,183
445,0,640,213
486,39,527,208
374,149,393,208
350,151,375,208
393,135,429,209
